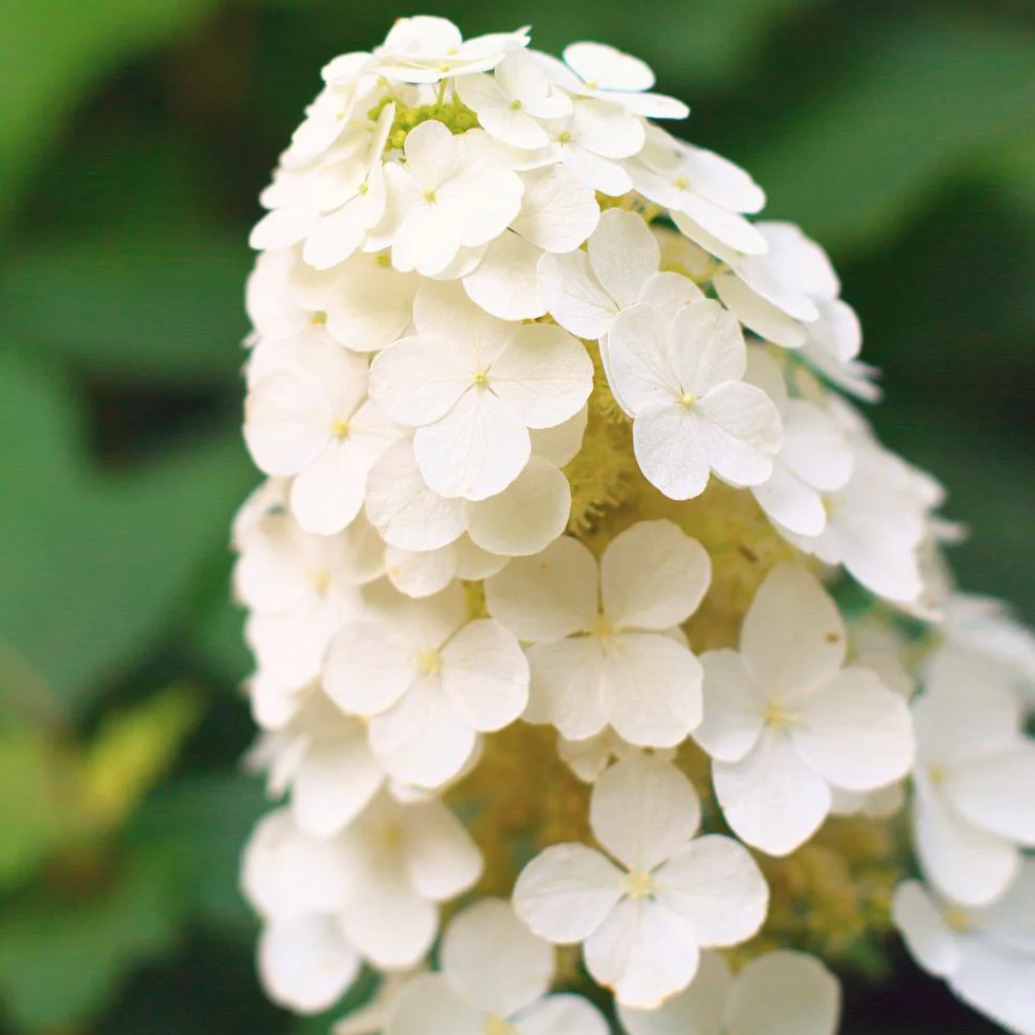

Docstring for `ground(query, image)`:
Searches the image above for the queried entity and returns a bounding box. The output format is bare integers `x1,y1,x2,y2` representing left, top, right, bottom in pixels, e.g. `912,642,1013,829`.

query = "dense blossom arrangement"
236,16,1035,1035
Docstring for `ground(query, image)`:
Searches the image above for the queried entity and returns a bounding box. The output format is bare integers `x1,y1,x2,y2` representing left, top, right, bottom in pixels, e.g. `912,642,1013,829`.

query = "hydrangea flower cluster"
236,17,1035,1035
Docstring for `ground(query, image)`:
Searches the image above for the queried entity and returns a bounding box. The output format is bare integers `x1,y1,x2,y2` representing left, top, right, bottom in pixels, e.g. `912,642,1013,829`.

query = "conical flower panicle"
236,16,1035,1035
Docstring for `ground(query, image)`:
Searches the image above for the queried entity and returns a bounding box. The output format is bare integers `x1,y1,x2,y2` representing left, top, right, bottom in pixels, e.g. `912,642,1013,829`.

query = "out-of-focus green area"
0,0,1031,1032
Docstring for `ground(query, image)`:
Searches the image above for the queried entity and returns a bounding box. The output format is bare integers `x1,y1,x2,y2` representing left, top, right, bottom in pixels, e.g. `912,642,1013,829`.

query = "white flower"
388,899,609,1035
243,795,482,977
540,208,702,340
289,53,377,162
784,405,941,605
533,42,688,119
251,689,384,837
606,299,782,500
249,102,395,268
383,535,506,600
941,593,1035,694
486,520,710,747
323,582,529,788
366,408,584,559
365,16,530,84
368,281,592,500
538,99,647,196
462,163,601,320
618,950,841,1035
456,50,571,150
910,644,1035,906
711,222,875,397
558,729,674,784
335,971,416,1035
630,125,767,256
375,122,524,276
513,754,768,1008
244,332,399,535
234,491,376,691
323,252,419,353
893,870,1035,1035
694,564,915,856
745,348,853,537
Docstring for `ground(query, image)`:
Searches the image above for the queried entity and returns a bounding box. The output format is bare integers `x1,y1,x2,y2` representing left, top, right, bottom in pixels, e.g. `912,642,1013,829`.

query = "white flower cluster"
235,16,1035,1035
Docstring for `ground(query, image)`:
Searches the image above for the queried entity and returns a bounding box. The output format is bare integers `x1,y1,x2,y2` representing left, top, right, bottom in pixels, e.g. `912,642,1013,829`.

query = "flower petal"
695,650,766,763
589,754,700,872
727,951,841,1035
602,519,711,630
513,844,624,943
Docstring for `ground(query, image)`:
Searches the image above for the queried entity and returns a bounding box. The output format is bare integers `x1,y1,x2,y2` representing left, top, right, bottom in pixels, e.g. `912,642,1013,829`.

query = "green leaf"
0,228,251,381
0,0,218,230
129,774,270,936
0,351,254,710
0,847,182,1032
750,19,1035,250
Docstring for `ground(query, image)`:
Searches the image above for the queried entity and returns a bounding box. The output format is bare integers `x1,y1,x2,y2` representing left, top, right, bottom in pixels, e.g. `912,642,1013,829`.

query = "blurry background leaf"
0,847,182,1033
749,17,1035,249
0,229,251,381
0,0,219,229
0,351,254,711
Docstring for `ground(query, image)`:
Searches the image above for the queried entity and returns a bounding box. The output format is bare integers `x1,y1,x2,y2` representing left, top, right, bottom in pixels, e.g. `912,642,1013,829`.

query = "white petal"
669,300,746,395
528,637,609,740
485,535,599,641
584,898,701,1009
259,917,360,1014
387,975,486,1035
323,623,414,716
753,462,826,537
539,249,617,339
695,650,766,763
513,164,601,253
793,667,915,792
713,731,832,856
633,404,710,501
781,400,853,492
245,369,332,476
617,951,731,1035
654,834,769,945
530,405,588,467
951,940,1035,1035
414,388,531,501
589,755,700,872
365,438,466,551
602,520,711,630
441,619,530,731
341,867,438,968
463,232,546,320
564,42,656,91
368,334,472,427
289,437,369,535
945,745,1035,844
466,457,570,557
588,209,660,309
728,951,841,1035
489,322,593,430
515,994,609,1035
913,783,1020,907
890,881,961,978
512,844,624,942
740,565,846,697
325,258,418,352
441,899,553,1016
695,382,780,488
386,544,458,598
714,271,807,349
369,677,478,788
607,304,679,413
602,632,704,748
401,799,484,901
293,728,384,837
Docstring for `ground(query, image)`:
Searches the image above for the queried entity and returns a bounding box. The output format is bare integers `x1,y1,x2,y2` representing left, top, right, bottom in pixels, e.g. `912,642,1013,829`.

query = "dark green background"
0,0,1032,1032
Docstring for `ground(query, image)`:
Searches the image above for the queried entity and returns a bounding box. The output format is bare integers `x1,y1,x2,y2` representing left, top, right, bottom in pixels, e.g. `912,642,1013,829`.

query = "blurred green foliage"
0,0,1031,1032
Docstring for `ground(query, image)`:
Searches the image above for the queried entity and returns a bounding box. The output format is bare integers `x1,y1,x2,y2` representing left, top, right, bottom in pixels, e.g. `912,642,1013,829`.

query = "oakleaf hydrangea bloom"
233,17,1035,1035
